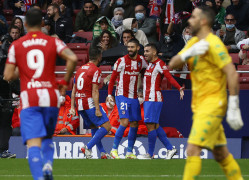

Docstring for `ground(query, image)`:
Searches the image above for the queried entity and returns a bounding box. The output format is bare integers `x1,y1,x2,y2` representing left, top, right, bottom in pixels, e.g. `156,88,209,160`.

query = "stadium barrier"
9,137,242,159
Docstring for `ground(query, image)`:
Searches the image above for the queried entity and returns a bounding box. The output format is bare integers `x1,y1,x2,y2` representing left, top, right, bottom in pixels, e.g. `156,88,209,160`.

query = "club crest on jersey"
138,62,141,68
150,64,155,69
122,111,125,115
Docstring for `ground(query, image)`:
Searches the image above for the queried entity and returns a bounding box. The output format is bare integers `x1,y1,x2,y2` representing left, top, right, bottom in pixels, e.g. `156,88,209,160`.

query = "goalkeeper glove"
180,39,209,62
226,95,244,131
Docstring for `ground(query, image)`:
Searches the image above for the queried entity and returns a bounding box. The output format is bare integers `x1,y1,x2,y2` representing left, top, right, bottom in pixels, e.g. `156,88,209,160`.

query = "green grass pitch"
0,159,248,180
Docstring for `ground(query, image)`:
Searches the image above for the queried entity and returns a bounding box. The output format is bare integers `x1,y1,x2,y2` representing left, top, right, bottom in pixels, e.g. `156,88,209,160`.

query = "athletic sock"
91,128,105,153
148,130,157,157
41,138,54,166
87,127,108,149
127,127,138,153
183,156,201,180
156,126,173,150
28,146,44,180
218,153,243,180
112,125,126,150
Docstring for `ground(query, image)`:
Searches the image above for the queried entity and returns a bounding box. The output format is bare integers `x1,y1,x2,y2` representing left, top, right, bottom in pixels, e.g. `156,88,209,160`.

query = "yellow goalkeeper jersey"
178,33,232,113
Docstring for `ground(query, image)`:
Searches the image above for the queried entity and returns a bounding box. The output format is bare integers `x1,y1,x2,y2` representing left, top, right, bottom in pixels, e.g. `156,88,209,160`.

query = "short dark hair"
8,25,20,33
197,6,215,27
225,13,235,20
145,43,158,54
48,3,60,11
122,30,135,38
89,47,102,61
30,3,40,9
26,8,43,27
84,0,94,5
127,38,140,46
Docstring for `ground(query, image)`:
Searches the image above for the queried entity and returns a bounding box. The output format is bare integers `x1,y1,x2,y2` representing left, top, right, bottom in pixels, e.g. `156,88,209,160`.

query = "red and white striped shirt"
6,31,68,109
143,58,181,102
108,54,147,99
75,62,101,110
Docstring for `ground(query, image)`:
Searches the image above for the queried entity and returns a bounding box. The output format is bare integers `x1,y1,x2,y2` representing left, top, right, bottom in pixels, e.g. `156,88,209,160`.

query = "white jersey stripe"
149,63,159,101
20,91,29,109
55,89,60,108
8,45,16,64
78,99,83,110
37,89,50,107
128,76,136,98
88,98,95,109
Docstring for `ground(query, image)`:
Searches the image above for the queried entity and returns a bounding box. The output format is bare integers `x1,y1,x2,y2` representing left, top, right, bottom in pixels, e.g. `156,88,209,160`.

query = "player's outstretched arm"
60,48,77,83
108,71,118,96
70,84,76,116
92,83,102,117
4,64,19,81
223,63,244,131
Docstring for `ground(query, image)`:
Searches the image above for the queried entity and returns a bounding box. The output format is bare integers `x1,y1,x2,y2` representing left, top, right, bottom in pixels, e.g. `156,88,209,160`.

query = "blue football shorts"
20,107,59,144
115,95,141,122
78,105,109,127
143,101,163,124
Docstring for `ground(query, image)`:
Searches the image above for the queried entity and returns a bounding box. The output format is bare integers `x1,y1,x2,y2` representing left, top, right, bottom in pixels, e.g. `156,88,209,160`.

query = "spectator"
172,26,192,89
75,0,100,32
237,29,249,65
8,0,38,15
119,29,144,55
54,95,80,135
157,22,185,64
47,3,73,43
0,2,8,38
91,30,118,51
102,0,135,19
226,0,249,31
216,14,246,53
111,7,124,30
135,4,157,43
93,0,110,14
93,16,116,39
52,0,73,18
213,0,226,30
10,17,25,37
122,18,148,46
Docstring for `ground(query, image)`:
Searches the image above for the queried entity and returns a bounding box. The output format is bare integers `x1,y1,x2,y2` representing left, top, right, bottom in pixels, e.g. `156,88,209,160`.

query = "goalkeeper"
169,6,244,180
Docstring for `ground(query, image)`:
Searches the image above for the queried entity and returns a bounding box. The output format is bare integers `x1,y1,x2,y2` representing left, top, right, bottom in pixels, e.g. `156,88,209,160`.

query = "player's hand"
226,95,244,131
69,108,76,116
95,109,102,117
179,87,184,100
60,128,68,134
180,39,209,62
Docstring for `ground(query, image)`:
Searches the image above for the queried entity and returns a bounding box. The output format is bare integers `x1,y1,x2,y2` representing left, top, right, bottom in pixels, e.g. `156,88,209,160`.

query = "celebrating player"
169,6,244,180
141,43,184,159
4,8,77,180
108,38,148,159
71,47,112,159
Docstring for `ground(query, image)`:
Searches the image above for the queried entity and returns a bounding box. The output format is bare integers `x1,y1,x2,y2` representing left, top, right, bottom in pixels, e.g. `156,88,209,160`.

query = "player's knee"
213,146,229,162
102,122,112,131
186,144,201,156
120,118,129,127
146,123,156,132
130,121,138,127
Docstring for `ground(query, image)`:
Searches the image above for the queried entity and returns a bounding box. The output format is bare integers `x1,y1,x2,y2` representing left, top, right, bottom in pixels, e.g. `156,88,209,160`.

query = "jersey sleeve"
55,38,68,56
92,69,102,85
158,61,181,90
210,39,232,69
141,56,148,69
6,44,16,65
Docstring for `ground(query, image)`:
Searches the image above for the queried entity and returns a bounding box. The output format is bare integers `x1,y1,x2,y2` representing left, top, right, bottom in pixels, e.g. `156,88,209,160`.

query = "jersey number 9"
27,49,45,79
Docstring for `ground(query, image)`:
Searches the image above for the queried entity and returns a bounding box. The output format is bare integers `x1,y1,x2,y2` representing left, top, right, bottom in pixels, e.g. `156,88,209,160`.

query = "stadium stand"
237,65,249,77
3,9,13,21
73,32,93,41
67,43,90,54
75,53,88,66
239,77,249,89
230,53,240,64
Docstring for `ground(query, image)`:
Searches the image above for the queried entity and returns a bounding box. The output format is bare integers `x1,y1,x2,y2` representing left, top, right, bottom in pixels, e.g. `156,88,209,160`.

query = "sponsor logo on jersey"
75,92,86,98
144,72,152,76
27,80,52,89
124,71,139,75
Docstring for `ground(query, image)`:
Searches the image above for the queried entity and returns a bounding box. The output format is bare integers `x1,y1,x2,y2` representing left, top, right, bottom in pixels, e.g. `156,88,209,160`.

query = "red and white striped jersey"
108,54,148,99
143,58,181,102
6,31,68,109
74,62,101,110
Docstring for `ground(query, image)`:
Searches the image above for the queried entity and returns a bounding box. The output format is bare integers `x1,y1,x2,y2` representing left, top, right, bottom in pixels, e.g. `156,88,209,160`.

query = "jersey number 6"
77,72,85,90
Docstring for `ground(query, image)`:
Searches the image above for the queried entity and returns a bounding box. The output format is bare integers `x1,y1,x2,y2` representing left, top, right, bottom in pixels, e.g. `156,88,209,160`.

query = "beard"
128,51,137,58
191,25,201,36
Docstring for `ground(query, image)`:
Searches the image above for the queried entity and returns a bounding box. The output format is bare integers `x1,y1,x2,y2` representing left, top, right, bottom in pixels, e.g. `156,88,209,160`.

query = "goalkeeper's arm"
223,63,244,131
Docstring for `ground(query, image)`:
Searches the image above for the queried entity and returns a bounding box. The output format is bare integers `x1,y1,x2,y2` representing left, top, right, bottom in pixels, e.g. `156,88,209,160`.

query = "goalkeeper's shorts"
188,106,227,150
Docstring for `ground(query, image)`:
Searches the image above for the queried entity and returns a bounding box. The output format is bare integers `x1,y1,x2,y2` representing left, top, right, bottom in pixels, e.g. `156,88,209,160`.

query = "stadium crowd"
0,0,249,159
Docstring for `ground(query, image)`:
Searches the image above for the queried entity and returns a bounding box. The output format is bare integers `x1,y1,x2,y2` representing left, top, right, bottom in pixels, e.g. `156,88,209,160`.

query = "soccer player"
108,38,148,159
141,43,184,159
70,47,112,159
169,6,244,180
3,8,77,180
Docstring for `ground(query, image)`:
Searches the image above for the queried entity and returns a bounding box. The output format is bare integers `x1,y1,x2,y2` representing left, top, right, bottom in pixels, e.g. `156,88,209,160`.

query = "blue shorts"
20,107,59,145
144,101,163,124
116,95,141,122
78,105,109,127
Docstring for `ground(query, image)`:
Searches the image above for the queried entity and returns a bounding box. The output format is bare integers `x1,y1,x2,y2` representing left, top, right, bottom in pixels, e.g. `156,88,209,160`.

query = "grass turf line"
0,159,248,180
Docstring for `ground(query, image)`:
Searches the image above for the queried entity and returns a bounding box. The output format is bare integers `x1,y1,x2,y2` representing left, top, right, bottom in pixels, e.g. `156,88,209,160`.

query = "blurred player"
70,47,111,159
169,6,244,180
4,8,77,180
141,43,184,159
108,38,148,159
